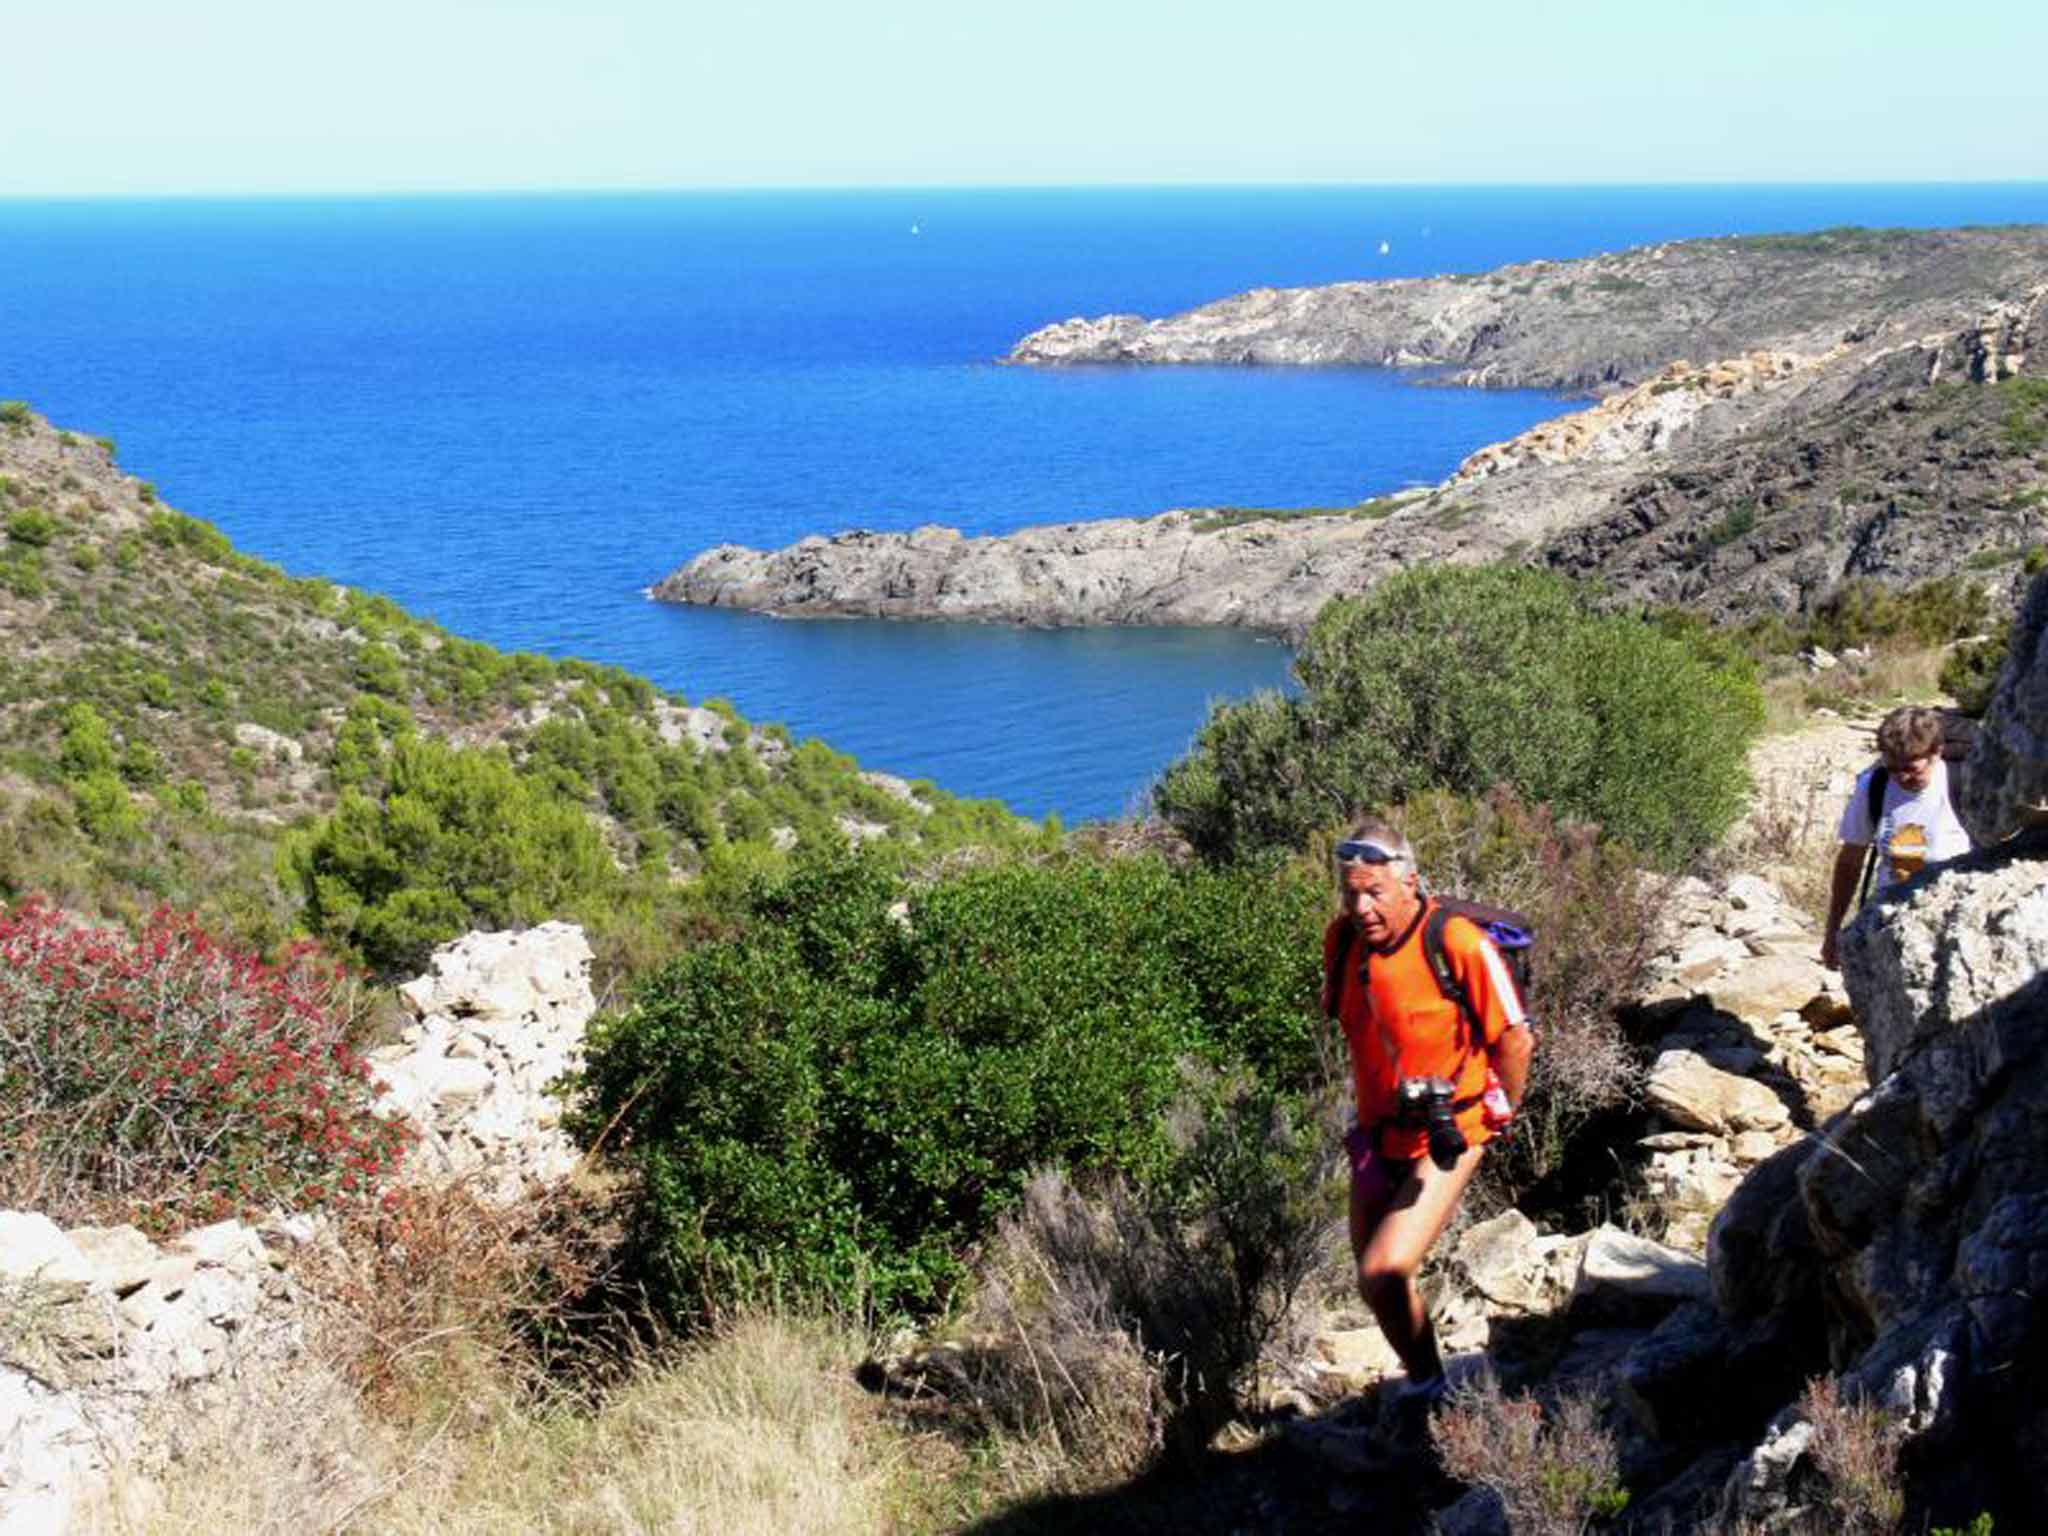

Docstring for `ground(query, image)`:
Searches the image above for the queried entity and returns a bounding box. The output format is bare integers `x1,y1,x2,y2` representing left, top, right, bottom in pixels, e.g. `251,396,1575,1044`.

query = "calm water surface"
4,183,2045,816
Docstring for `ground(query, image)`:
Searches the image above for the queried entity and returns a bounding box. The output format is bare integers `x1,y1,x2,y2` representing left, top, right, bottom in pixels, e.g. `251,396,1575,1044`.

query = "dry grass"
292,1176,628,1419
1800,1375,1907,1535
1431,1370,1631,1535
89,1313,945,1536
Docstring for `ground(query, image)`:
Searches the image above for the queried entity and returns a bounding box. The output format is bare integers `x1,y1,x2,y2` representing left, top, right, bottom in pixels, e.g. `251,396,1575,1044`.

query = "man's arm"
1449,922,1533,1108
1821,842,1867,970
1491,1018,1533,1110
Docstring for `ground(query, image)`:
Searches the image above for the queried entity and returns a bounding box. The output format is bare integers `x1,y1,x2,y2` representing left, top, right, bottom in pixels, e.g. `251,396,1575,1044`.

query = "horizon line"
4,175,2048,205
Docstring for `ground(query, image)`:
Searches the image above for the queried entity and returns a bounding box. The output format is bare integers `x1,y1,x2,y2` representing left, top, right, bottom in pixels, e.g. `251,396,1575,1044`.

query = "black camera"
1394,1076,1468,1172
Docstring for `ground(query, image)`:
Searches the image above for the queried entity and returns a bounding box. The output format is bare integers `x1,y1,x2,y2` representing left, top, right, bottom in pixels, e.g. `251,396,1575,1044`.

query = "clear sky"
3,0,2044,196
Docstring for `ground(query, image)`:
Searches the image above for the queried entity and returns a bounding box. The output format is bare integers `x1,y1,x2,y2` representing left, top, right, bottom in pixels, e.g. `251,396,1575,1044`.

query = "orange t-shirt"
1324,899,1525,1160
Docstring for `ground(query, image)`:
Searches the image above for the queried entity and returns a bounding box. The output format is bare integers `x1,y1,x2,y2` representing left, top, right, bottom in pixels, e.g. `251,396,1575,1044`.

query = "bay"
3,182,2046,818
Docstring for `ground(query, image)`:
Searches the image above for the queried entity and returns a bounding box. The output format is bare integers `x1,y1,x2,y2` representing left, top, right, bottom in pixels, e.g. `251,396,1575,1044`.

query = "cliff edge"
656,229,2048,635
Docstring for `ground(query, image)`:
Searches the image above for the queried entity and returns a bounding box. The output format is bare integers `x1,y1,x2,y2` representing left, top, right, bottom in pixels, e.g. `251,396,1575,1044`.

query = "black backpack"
1323,897,1536,1050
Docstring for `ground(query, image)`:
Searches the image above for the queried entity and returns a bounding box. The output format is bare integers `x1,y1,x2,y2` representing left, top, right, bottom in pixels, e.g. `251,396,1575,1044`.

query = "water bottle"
1481,1067,1513,1131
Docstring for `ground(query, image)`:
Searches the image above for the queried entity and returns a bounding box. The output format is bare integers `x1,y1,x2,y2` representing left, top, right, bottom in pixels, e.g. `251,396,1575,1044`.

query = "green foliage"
1701,500,1757,551
1155,565,1762,867
1807,575,1991,651
284,735,621,975
2000,375,2048,453
569,850,1328,1323
1941,634,2009,715
0,552,45,598
58,703,119,780
144,509,233,564
71,772,142,844
6,507,55,547
0,402,30,430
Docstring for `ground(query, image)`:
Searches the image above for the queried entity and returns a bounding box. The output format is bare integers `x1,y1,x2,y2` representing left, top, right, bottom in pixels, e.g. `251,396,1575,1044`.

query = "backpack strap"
1423,905,1482,1062
1856,764,1889,910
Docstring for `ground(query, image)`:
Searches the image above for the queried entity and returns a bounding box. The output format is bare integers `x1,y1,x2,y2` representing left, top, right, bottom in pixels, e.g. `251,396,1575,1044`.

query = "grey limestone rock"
1711,617,2048,1525
1961,568,2048,845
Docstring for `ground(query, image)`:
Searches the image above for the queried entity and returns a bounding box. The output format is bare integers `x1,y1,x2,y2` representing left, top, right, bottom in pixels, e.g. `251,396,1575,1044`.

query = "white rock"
231,721,304,763
1647,1050,1792,1134
1573,1227,1712,1313
64,1226,157,1296
169,1221,269,1275
0,1213,97,1298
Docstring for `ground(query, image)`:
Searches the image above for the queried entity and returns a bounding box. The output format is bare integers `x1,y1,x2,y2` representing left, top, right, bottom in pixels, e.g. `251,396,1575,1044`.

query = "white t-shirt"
1837,759,1972,893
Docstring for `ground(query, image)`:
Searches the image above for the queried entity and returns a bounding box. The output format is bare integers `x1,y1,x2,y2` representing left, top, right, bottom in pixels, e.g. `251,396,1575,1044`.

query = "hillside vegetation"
0,404,1047,972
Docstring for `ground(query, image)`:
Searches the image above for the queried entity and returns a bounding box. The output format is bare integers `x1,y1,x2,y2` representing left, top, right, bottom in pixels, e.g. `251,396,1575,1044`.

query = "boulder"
1702,951,1833,1027
1840,854,2048,1091
1616,1302,1730,1439
1450,1210,1553,1313
64,1227,156,1296
1646,1050,1790,1135
0,1215,95,1299
1572,1227,1711,1319
1959,567,2048,844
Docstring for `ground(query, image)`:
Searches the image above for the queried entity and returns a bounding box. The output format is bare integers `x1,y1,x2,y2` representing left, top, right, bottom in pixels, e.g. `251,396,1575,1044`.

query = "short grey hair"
1333,816,1424,896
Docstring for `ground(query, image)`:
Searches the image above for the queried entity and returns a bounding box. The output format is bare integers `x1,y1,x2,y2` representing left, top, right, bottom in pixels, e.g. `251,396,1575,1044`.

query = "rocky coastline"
655,227,2048,634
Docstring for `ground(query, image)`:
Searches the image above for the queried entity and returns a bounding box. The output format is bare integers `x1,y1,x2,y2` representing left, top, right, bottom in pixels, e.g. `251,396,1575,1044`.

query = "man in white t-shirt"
1820,705,1973,969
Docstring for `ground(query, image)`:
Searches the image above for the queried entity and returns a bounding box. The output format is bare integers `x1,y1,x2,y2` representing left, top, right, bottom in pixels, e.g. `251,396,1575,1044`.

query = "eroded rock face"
1961,568,2048,845
1707,701,2048,1523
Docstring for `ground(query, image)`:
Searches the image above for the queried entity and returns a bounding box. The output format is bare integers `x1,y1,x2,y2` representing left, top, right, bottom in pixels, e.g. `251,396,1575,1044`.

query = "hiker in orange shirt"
1320,818,1535,1410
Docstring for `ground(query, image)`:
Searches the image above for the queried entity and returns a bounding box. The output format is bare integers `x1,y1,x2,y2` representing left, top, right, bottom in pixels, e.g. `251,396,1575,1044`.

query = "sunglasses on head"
1333,839,1404,866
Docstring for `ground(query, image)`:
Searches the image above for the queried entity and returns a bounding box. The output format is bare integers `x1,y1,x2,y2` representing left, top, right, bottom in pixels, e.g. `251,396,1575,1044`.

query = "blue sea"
5,183,2047,819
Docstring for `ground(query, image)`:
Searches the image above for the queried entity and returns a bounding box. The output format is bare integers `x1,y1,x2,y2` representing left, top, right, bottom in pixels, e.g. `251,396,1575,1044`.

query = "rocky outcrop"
658,261,2048,634
1007,228,2048,392
365,922,598,1203
1446,351,1820,485
0,1213,300,1533
1960,569,2048,845
655,511,1432,635
1688,594,2048,1530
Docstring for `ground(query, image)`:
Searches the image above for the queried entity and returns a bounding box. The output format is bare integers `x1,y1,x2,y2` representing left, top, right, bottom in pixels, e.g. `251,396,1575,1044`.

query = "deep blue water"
4,183,2047,818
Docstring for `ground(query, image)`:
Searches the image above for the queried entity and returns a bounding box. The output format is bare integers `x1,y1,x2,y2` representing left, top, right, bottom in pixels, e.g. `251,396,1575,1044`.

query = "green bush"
568,851,1329,1323
0,401,30,430
57,703,118,781
1154,565,1763,867
6,508,55,548
1807,575,1990,651
1941,634,2010,716
283,735,621,975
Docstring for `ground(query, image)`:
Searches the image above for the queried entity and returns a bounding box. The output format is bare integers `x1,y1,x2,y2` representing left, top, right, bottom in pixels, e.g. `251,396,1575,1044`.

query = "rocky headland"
655,227,2048,635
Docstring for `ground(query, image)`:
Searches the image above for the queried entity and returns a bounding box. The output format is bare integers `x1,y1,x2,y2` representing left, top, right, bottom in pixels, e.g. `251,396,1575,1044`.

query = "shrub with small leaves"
0,898,409,1228
1432,1373,1630,1536
6,507,55,547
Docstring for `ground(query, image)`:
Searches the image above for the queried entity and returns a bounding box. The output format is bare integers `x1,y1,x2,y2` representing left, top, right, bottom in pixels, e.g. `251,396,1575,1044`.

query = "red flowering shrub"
0,898,410,1228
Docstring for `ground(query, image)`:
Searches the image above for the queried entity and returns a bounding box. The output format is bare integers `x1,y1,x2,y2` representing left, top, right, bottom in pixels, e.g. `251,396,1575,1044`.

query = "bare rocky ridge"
1004,227,2048,392
655,229,2048,635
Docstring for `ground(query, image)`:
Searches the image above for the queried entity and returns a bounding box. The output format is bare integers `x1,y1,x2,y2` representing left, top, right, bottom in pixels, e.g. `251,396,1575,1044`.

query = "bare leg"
1350,1140,1486,1381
